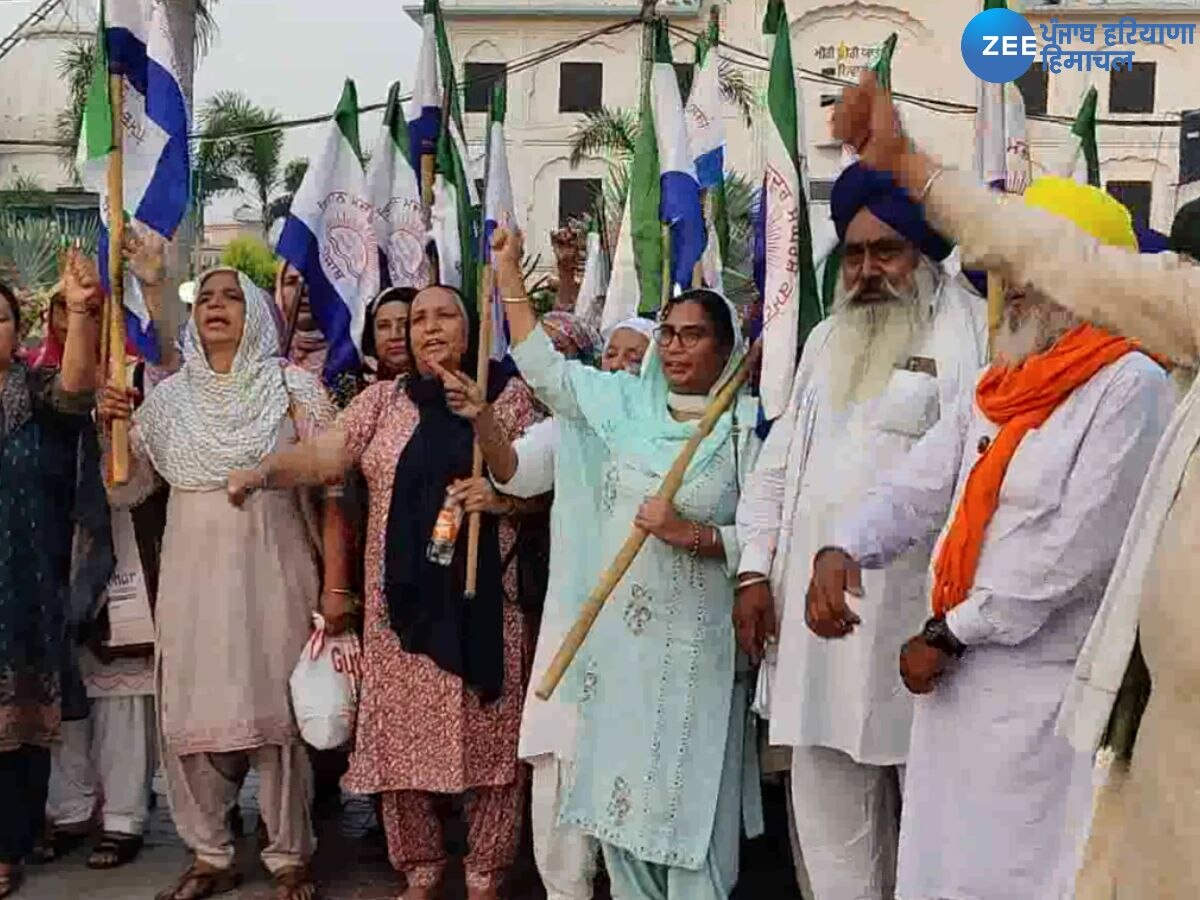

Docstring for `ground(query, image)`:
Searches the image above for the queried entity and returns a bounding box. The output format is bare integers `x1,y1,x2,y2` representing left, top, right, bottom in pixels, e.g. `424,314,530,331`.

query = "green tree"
220,236,278,290
265,158,309,225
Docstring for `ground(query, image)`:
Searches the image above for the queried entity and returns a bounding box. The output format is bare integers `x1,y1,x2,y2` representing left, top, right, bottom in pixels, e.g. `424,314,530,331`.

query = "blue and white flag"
79,0,190,361
277,80,379,385
406,0,443,165
686,24,726,292
651,23,706,294
482,84,515,360
368,82,430,290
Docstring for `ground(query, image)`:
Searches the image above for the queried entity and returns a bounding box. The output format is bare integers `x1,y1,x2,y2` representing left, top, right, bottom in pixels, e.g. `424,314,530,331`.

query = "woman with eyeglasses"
489,226,763,900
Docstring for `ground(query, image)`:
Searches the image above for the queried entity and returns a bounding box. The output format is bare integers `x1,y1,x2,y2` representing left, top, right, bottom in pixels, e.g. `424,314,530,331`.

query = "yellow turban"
1023,176,1137,250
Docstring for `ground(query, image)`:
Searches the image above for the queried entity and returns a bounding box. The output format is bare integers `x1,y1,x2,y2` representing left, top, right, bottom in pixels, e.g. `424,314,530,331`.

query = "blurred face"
841,209,920,304
0,294,17,368
655,300,730,395
602,328,650,374
194,271,247,363
48,294,69,346
409,288,468,375
993,285,1079,367
373,301,410,375
280,266,314,330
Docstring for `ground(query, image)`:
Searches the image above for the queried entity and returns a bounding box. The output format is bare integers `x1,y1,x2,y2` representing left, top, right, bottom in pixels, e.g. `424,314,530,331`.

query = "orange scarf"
931,323,1143,617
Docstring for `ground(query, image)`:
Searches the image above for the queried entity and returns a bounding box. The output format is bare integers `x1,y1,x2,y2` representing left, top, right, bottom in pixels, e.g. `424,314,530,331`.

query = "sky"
1,0,422,223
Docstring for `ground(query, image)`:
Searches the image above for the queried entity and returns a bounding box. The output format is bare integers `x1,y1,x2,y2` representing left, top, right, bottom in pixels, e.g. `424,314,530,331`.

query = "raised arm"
833,72,1200,367
58,247,102,397
123,222,181,372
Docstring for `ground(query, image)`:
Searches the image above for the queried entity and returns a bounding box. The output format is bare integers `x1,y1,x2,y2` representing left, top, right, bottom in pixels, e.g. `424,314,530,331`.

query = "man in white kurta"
495,318,652,900
807,180,1174,898
736,163,986,898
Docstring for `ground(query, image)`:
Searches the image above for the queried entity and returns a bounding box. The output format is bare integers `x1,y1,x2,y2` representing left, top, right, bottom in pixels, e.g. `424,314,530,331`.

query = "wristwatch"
921,616,965,659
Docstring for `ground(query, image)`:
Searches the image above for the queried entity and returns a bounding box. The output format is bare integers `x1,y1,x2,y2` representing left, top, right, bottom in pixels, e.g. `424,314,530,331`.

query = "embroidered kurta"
510,327,761,872
918,168,1200,898
0,367,90,751
339,378,540,795
499,415,613,765
833,351,1172,899
737,278,986,764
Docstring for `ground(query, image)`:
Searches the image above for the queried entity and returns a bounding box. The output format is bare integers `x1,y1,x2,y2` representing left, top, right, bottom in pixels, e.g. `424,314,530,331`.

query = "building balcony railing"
404,0,701,18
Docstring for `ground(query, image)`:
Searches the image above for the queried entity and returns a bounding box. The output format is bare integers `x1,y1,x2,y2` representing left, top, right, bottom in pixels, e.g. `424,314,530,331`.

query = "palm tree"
265,158,309,226
198,91,290,236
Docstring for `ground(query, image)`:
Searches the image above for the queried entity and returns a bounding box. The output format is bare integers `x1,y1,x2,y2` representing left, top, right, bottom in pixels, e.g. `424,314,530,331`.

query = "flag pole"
107,72,130,486
464,89,497,602
693,190,709,288
536,340,761,701
661,224,672,306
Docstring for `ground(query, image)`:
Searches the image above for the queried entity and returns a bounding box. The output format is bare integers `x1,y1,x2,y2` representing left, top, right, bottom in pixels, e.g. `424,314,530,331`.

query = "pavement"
21,772,805,900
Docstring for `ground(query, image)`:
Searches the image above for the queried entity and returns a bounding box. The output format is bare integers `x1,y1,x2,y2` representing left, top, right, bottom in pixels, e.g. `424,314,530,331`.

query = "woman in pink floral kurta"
240,286,543,899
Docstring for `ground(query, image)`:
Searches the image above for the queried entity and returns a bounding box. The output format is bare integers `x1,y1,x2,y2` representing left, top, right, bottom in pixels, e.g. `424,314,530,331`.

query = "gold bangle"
737,575,770,591
501,296,530,305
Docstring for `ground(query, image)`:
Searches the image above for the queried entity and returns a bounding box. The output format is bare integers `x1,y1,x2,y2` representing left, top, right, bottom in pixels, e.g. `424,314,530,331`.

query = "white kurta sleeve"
946,361,1174,647
926,170,1200,368
736,407,794,578
833,389,971,568
495,418,558,499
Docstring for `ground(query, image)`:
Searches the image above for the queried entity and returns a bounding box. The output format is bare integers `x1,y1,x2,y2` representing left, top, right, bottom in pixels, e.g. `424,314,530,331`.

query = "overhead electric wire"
667,22,1186,129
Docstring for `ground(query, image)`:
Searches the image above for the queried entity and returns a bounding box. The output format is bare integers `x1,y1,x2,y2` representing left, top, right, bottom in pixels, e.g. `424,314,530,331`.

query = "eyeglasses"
653,324,712,349
842,238,910,267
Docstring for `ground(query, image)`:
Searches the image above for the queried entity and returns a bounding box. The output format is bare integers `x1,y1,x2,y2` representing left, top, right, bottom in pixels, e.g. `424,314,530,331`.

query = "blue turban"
831,162,953,262
1137,224,1170,254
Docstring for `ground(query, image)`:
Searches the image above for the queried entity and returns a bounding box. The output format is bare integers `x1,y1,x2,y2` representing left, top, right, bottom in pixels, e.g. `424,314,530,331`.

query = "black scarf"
383,366,511,702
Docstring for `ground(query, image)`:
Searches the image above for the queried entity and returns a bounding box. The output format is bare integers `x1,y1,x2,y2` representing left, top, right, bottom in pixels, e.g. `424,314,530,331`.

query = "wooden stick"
107,73,130,486
987,272,1004,360
535,340,761,701
661,223,672,306
464,263,495,599
421,155,436,286
693,189,710,289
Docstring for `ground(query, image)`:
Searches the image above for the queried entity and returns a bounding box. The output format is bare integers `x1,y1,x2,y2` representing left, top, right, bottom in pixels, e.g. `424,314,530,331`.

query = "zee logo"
962,7,1037,83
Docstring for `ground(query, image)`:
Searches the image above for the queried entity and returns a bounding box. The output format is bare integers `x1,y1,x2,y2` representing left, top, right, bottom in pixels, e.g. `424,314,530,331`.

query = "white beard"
826,259,938,412
992,300,1080,368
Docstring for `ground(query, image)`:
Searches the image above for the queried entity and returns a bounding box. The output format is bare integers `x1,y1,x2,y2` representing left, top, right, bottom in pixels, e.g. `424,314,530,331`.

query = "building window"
1109,62,1156,114
559,178,601,227
1107,180,1153,226
809,180,836,203
464,62,507,114
560,62,603,113
1015,63,1048,117
674,63,695,102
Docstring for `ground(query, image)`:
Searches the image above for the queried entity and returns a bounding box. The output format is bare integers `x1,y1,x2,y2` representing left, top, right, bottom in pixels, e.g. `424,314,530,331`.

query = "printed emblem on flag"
319,191,379,299
381,197,430,286
763,164,799,326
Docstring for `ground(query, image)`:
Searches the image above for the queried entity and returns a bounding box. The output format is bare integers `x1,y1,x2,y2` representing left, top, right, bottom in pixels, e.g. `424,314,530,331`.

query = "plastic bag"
289,613,362,750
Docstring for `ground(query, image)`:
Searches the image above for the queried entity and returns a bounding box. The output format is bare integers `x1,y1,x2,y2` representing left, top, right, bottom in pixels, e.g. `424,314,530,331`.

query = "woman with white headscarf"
99,267,334,900
487,226,764,900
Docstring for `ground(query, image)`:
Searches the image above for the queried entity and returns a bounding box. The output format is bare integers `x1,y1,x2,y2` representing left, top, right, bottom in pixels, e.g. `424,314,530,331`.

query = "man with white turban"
735,162,987,898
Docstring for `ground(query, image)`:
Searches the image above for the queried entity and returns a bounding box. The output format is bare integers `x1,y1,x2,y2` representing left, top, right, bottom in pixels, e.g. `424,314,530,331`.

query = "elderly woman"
490,226,763,900
0,255,100,899
229,285,543,900
99,267,334,900
275,263,360,407
361,287,417,383
437,310,649,900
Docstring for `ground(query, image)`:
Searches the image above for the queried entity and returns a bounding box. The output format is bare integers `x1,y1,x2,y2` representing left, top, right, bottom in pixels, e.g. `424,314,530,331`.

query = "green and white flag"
758,0,821,420
1059,86,1100,187
629,20,663,313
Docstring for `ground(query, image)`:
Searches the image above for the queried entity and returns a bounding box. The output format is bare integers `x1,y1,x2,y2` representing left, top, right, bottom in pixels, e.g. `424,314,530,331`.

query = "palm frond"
718,60,757,128
54,42,97,180
567,107,639,168
194,1,219,58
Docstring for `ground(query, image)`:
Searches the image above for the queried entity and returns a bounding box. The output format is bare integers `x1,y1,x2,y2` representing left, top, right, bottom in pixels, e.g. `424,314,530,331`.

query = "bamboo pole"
535,340,761,701
464,263,494,599
693,190,710,289
987,272,1004,359
107,73,130,486
661,223,672,306
421,155,436,285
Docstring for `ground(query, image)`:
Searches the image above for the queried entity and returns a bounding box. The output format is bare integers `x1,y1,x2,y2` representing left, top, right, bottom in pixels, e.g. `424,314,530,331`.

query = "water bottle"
426,490,464,566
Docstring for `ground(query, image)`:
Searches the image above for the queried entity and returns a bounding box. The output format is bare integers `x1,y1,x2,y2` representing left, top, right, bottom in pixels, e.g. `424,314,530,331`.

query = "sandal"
32,821,92,863
273,865,319,900
87,832,144,869
0,868,22,900
154,861,242,900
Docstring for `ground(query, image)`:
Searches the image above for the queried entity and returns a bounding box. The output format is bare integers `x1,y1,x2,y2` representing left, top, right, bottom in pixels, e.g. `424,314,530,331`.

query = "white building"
418,0,1200,264
0,0,95,191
